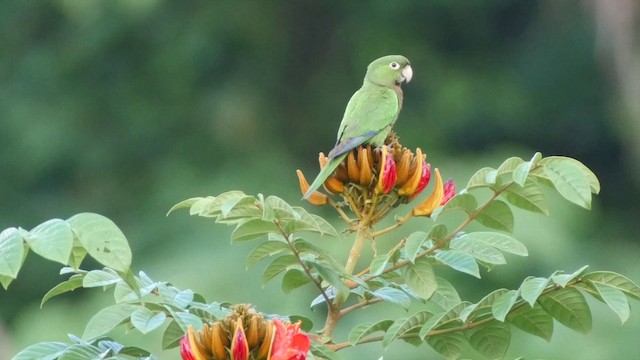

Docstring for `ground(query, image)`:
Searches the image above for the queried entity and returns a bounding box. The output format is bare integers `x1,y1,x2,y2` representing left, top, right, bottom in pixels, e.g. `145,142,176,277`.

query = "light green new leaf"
173,289,194,309
82,303,140,340
114,280,139,303
540,158,594,209
166,197,204,216
41,275,84,307
467,320,511,359
404,258,437,300
426,332,466,359
539,287,592,334
130,308,167,334
492,289,519,322
11,342,68,360
541,156,600,193
467,167,496,189
169,309,203,332
0,227,24,278
202,191,248,217
261,255,299,285
435,250,480,278
67,237,87,270
450,236,506,265
474,200,514,233
495,157,525,186
348,320,394,345
520,276,550,307
371,287,411,309
383,311,433,348
82,269,121,288
404,231,427,263
246,241,289,268
507,302,553,341
27,219,73,265
504,178,549,214
265,195,296,220
582,271,640,301
591,283,631,324
67,213,132,273
220,195,258,217
282,269,311,293
232,219,280,242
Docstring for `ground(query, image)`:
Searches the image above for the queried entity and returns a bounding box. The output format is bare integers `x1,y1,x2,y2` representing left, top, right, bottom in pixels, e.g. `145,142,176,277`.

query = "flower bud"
398,148,424,196
296,170,328,206
358,147,373,186
210,323,228,360
347,151,360,182
180,333,195,360
231,319,249,360
412,168,444,217
441,179,456,205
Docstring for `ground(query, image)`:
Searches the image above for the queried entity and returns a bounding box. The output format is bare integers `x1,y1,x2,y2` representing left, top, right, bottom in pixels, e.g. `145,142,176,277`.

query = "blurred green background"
1,1,639,359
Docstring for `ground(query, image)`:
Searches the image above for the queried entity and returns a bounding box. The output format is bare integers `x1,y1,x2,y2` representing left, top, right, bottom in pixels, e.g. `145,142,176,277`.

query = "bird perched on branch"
303,55,413,199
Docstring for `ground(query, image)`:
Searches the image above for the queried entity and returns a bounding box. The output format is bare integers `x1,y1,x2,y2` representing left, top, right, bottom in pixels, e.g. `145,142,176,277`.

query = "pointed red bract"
179,334,195,360
270,319,310,360
231,320,249,360
412,161,431,197
441,179,456,205
382,155,397,194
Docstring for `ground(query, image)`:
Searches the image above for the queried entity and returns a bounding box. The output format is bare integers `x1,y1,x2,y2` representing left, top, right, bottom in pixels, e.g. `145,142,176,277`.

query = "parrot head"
364,55,412,88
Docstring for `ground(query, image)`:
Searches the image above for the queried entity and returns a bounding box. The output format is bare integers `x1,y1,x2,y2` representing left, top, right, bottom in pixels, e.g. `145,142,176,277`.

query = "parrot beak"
401,65,413,83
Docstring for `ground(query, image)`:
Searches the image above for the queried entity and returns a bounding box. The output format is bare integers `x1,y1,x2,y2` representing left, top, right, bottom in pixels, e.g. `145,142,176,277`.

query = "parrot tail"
302,153,347,200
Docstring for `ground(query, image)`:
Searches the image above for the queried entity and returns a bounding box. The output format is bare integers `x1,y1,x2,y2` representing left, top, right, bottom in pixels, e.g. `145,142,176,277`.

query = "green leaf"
582,271,640,301
281,269,311,293
540,157,594,209
426,332,466,359
11,342,68,360
467,320,511,359
166,197,204,216
173,289,194,308
383,311,433,347
286,208,338,237
59,344,105,360
202,191,247,217
0,227,24,278
450,236,506,265
220,195,258,218
591,283,630,324
507,302,554,341
460,289,508,322
82,269,121,288
0,274,14,290
169,310,203,332
312,262,349,303
309,341,339,360
404,258,437,300
161,320,184,350
420,302,468,339
541,156,600,193
512,152,542,186
26,219,74,265
474,200,514,232
504,178,549,214
467,167,496,189
551,265,589,287
130,308,166,334
435,250,480,278
431,277,462,310
427,224,449,242
520,277,550,307
264,195,296,219
114,280,139,303
496,156,525,182
246,241,289,268
438,193,478,216
41,275,84,307
371,287,411,309
539,287,592,334
369,254,392,276
492,289,519,322
67,237,87,270
404,231,427,263
232,219,280,242
82,303,140,340
262,255,299,285
455,232,528,257
67,213,132,273
348,320,394,345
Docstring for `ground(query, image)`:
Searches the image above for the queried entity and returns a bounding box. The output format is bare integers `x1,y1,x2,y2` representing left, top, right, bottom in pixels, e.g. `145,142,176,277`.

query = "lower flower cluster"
180,304,310,360
297,136,455,222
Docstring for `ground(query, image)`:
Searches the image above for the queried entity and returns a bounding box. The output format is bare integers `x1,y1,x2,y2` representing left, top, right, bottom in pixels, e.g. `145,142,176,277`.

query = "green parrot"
303,55,413,199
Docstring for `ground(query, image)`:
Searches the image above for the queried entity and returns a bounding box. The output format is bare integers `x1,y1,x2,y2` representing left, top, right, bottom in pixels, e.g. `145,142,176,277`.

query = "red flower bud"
382,154,397,194
179,333,195,360
231,319,249,360
270,319,310,360
441,179,456,205
412,161,431,197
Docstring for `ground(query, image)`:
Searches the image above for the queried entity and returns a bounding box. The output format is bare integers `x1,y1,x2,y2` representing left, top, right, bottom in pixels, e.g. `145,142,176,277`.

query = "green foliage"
1,154,638,359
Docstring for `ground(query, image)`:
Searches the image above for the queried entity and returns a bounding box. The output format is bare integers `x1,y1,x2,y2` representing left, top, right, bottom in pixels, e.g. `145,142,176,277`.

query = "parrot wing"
328,85,399,158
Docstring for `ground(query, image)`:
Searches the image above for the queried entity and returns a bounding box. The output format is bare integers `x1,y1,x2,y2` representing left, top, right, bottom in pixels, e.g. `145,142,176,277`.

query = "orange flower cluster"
180,305,310,360
297,138,455,220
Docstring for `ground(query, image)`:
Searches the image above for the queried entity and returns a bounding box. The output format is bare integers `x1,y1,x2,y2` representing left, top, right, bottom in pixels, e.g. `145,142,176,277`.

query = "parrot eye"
389,62,400,69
